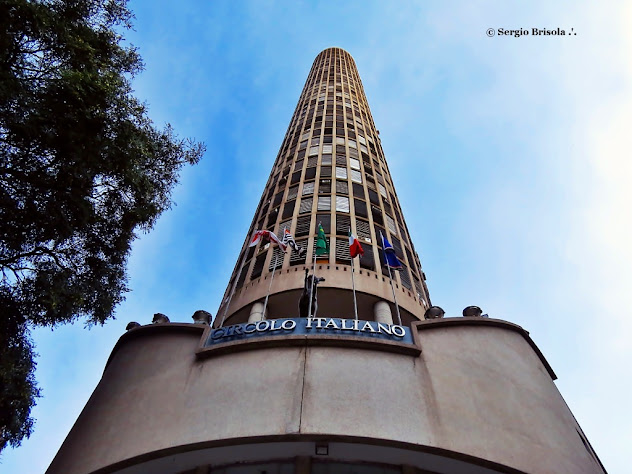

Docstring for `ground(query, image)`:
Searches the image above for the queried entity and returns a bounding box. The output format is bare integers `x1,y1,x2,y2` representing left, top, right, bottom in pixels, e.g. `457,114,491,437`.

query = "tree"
0,0,205,451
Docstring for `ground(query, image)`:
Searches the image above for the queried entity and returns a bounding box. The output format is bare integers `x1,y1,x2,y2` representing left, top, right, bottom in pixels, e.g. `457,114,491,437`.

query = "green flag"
315,223,329,256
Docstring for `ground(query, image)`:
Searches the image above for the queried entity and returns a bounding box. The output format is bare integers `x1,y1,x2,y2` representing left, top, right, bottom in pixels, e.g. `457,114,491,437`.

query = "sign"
203,318,414,347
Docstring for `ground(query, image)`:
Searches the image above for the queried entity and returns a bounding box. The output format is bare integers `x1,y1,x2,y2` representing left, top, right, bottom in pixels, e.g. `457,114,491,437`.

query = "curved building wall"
218,47,430,326
47,319,604,474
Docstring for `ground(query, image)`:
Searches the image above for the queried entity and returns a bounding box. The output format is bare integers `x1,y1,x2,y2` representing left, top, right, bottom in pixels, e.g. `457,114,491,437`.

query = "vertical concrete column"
248,301,267,323
374,300,393,325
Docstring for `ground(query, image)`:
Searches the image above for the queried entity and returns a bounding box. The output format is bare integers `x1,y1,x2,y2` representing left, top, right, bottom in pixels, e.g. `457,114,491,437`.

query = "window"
335,155,347,166
287,185,298,201
321,154,332,165
251,252,267,280
413,275,425,301
299,197,313,214
302,181,314,195
236,264,248,289
383,200,392,214
320,166,332,178
360,245,375,270
322,144,332,153
368,189,380,205
366,175,376,191
335,166,347,179
316,213,331,233
354,199,368,218
295,215,311,236
291,170,301,185
317,196,331,211
307,156,318,168
309,146,319,156
290,239,307,265
352,182,365,199
399,266,412,290
335,238,351,263
378,183,387,198
282,200,295,219
335,196,350,212
356,219,371,242
371,205,383,225
268,246,285,271
245,245,256,262
319,179,331,194
336,180,348,194
305,167,316,180
350,169,362,183
386,214,397,235
391,236,404,260
336,214,351,235
273,191,284,207
350,158,361,170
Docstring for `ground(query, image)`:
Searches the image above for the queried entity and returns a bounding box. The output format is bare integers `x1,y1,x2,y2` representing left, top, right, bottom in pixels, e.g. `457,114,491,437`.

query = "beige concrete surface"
47,320,604,474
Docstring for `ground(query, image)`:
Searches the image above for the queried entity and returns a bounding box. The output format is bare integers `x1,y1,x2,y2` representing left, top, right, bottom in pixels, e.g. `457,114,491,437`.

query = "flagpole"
349,227,358,320
307,222,320,319
381,231,402,326
262,228,286,320
219,234,250,327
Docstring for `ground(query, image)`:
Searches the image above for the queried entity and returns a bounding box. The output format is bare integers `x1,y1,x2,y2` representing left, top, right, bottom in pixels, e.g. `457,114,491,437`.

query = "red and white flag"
268,230,287,251
249,229,287,251
349,231,364,258
249,230,268,247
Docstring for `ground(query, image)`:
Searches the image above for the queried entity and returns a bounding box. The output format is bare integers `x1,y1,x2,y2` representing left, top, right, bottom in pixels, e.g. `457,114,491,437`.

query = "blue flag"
380,232,402,269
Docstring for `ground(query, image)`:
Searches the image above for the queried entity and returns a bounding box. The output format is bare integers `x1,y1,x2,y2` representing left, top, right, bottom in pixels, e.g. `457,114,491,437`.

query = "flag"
267,230,287,251
380,232,402,269
249,229,287,251
249,230,268,247
349,230,364,258
282,228,305,255
315,223,329,256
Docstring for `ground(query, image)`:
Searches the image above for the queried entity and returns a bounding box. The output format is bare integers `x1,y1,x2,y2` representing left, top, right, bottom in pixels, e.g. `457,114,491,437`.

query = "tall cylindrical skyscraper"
47,48,605,474
218,47,430,326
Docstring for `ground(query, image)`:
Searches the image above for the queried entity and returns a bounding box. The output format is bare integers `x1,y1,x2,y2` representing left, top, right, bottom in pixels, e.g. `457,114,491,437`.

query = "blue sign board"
203,317,414,347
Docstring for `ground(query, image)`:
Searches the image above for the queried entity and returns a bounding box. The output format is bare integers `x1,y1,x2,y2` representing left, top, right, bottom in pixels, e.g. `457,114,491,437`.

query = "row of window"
243,232,419,297
241,209,423,297
261,146,412,264
237,52,424,292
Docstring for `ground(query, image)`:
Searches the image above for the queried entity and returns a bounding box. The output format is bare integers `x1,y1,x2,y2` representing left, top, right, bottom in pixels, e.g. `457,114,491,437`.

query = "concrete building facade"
217,47,429,328
47,48,605,474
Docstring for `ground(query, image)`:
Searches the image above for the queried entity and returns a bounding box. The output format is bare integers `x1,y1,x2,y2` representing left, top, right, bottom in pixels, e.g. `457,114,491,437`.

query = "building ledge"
412,317,557,380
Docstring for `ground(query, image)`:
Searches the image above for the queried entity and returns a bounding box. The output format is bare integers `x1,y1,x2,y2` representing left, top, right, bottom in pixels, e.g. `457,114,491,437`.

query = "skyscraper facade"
47,48,605,474
218,47,429,327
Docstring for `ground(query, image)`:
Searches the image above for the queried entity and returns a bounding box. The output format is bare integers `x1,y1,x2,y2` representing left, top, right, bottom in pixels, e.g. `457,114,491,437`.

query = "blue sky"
3,1,631,472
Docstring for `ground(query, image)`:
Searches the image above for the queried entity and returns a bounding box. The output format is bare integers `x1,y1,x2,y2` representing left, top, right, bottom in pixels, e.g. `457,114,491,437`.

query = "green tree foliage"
0,0,204,450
